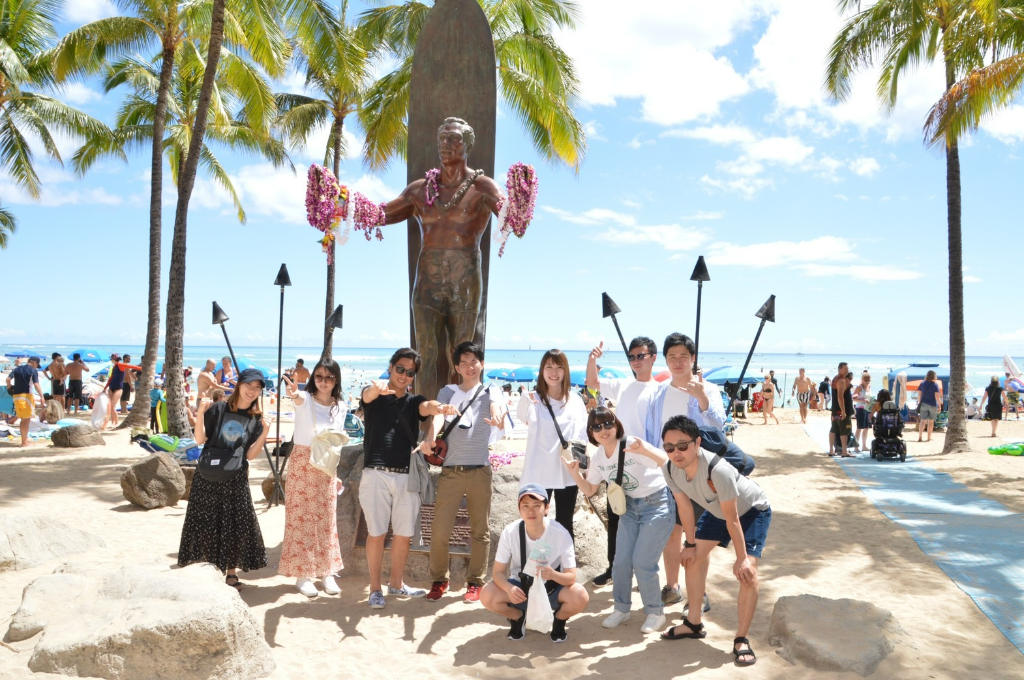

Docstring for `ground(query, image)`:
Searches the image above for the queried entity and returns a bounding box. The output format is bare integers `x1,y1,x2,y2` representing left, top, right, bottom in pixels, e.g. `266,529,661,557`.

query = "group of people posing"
174,333,771,667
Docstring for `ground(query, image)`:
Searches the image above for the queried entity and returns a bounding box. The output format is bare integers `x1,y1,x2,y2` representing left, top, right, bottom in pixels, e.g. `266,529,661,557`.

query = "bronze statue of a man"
383,118,502,399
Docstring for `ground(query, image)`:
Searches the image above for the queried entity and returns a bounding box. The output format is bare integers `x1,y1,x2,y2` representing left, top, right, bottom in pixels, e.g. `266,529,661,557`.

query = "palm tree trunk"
165,0,228,436
942,53,970,453
321,114,344,362
120,44,177,430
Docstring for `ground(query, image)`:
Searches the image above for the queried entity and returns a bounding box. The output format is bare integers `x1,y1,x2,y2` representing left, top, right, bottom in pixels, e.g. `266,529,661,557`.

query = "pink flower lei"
304,164,387,262
495,162,539,257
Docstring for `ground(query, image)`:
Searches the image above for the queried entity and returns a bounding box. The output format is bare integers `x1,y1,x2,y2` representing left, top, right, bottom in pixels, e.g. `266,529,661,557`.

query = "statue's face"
438,124,468,162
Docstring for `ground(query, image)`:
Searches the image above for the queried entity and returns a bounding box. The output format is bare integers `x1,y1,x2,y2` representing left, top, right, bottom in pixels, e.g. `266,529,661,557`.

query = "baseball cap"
518,484,549,503
237,367,266,388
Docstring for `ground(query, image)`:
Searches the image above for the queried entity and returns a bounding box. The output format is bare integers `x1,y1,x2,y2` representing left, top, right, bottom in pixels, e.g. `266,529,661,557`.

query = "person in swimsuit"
197,359,219,399
791,368,814,424
120,354,137,415
65,354,90,414
216,356,237,391
760,375,779,425
103,354,142,429
44,353,67,409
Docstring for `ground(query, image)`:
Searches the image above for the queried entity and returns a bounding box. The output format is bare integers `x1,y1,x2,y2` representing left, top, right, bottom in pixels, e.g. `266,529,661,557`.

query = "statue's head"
437,117,474,161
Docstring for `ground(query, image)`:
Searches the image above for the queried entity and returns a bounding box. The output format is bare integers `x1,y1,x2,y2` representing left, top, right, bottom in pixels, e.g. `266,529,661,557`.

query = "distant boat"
796,352,805,356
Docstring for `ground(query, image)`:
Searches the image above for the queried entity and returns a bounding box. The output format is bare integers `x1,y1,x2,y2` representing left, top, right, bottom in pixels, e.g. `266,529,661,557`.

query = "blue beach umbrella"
3,347,46,360
68,348,106,362
569,369,588,387
507,366,538,383
379,370,390,380
486,368,513,380
598,367,627,379
702,365,762,386
236,357,278,383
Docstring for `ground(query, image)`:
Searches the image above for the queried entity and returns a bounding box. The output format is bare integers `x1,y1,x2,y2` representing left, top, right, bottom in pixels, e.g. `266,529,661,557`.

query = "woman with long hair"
517,349,587,541
178,368,270,589
916,370,943,442
278,358,348,597
981,376,1003,437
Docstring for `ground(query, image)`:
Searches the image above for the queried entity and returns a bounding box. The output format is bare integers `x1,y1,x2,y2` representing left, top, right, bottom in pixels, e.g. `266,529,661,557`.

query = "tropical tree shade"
357,0,586,172
825,0,988,454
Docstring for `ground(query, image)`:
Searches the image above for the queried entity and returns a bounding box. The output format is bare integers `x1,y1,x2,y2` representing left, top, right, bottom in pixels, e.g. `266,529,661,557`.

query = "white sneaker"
641,613,666,633
322,575,340,595
602,610,631,629
296,578,319,598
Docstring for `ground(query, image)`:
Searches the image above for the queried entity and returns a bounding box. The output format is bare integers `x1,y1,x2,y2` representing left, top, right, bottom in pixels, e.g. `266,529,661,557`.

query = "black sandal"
225,575,242,590
733,637,756,665
660,617,706,640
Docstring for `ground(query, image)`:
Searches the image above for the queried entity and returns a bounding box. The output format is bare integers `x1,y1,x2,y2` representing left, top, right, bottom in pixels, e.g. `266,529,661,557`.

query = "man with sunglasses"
644,333,726,610
656,415,770,667
585,336,660,586
359,348,461,609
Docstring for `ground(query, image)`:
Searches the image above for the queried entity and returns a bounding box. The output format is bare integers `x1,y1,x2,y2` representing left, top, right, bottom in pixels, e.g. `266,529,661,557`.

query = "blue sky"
3,0,1023,357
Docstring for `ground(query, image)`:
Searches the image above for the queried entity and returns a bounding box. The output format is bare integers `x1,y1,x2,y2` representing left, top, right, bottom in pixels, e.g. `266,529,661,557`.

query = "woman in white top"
517,349,587,542
278,358,348,598
852,372,872,450
566,406,677,635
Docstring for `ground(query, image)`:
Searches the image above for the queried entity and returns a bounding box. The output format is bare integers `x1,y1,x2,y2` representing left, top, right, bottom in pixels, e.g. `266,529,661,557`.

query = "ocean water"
2,343,1016,401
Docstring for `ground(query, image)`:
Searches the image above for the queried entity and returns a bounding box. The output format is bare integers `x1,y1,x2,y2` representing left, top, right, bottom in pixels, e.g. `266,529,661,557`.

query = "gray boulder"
0,515,103,572
120,453,186,509
769,594,907,676
11,563,275,680
51,424,104,448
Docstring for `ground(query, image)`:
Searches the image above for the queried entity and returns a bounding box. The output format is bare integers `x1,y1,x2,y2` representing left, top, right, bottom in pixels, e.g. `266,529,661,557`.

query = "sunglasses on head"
663,439,696,453
627,351,655,362
589,421,617,432
393,365,416,378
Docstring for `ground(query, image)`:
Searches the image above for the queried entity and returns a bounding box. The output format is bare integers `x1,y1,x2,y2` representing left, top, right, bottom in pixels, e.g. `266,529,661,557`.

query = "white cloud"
700,174,773,199
0,177,123,207
980,105,1024,144
589,224,710,251
663,124,756,145
793,263,923,282
63,0,116,22
850,157,881,177
681,210,724,221
60,83,102,105
990,327,1024,342
705,236,856,266
964,275,982,283
584,120,607,142
746,136,814,164
542,206,637,226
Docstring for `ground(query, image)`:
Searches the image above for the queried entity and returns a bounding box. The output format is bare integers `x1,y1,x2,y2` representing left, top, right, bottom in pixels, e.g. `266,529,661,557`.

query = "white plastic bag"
91,393,109,429
524,576,554,633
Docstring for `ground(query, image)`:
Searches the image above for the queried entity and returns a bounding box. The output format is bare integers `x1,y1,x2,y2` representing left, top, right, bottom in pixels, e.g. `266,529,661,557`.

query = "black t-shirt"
10,364,38,394
818,380,829,393
832,378,854,416
361,392,428,469
203,401,262,468
985,384,1003,409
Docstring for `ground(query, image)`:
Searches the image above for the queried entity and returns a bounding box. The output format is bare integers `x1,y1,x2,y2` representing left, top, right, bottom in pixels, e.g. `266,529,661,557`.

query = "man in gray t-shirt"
657,415,770,666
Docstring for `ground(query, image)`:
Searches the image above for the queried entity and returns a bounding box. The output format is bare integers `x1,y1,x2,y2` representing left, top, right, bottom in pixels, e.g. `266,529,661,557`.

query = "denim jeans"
611,486,676,615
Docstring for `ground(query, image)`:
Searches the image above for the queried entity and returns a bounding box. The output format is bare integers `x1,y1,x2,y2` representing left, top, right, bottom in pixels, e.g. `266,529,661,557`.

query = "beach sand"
1,409,1023,679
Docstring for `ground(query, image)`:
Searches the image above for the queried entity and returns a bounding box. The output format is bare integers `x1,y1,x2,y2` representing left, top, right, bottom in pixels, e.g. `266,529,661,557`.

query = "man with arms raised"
791,368,814,424
655,415,770,667
584,336,660,586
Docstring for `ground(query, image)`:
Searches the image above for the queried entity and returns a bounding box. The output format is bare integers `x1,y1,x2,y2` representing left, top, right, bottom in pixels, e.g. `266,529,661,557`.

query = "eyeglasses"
663,439,696,453
314,374,336,383
589,421,617,432
393,365,416,378
627,352,655,362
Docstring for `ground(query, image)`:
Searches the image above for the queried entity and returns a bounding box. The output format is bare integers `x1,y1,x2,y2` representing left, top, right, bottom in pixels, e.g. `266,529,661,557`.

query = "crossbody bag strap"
543,398,569,450
615,439,626,486
519,520,527,575
438,383,487,441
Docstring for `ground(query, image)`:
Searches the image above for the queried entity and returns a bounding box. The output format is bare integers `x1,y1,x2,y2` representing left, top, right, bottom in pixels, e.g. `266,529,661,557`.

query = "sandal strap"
682,618,704,633
734,636,749,645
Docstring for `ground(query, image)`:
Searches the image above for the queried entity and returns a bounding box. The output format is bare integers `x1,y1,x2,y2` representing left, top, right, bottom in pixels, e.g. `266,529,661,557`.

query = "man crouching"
480,484,590,642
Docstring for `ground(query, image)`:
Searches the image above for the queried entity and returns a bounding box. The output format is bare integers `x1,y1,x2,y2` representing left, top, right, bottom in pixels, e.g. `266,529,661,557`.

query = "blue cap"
518,484,549,503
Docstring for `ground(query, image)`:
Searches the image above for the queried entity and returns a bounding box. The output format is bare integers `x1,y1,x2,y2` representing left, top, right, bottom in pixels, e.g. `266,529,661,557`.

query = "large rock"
336,443,608,586
0,515,103,572
769,595,907,676
10,563,275,679
120,453,186,509
51,424,104,448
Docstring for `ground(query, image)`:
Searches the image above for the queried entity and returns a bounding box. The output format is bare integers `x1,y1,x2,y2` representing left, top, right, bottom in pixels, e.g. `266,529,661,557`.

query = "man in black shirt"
829,363,854,457
359,348,460,610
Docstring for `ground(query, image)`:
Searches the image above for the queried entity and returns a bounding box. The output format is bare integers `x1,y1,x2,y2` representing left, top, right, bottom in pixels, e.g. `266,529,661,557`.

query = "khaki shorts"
358,468,421,537
830,414,852,435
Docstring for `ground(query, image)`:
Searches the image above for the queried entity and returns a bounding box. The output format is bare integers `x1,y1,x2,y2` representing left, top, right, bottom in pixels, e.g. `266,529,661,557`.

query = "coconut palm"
277,0,368,361
0,204,15,247
357,0,586,172
825,0,988,454
51,0,291,429
0,0,113,206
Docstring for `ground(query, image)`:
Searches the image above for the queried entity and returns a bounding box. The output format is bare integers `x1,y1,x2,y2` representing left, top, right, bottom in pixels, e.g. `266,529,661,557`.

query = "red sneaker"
426,581,448,601
464,583,481,603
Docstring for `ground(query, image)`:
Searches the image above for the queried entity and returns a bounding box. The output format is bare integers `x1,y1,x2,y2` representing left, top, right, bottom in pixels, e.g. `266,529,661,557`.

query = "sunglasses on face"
393,365,416,378
663,439,696,453
314,374,336,383
628,352,655,362
589,421,617,432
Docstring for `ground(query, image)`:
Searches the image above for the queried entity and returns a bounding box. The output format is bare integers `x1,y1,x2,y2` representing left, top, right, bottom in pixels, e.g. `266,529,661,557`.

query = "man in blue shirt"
6,357,45,446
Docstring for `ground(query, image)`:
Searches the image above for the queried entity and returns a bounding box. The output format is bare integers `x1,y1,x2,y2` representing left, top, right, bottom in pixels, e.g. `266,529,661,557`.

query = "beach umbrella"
507,366,538,383
486,368,513,380
236,357,277,382
569,369,587,387
379,370,390,380
702,365,763,386
67,348,106,362
4,347,47,360
655,370,671,383
598,367,627,379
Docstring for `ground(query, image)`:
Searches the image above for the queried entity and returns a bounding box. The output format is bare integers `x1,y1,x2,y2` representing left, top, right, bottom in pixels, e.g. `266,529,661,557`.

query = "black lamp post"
689,256,710,369
602,292,635,378
271,264,291,503
733,295,776,414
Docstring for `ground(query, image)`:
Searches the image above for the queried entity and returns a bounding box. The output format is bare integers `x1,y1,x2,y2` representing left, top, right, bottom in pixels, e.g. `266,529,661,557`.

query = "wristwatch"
683,540,697,549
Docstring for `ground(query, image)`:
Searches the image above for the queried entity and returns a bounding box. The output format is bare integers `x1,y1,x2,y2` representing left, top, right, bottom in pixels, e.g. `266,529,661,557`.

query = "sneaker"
296,578,319,598
388,584,427,598
682,592,712,616
593,568,613,586
426,581,449,601
661,584,683,605
602,610,631,629
641,613,666,633
368,589,385,609
550,617,567,643
464,583,481,603
321,575,340,595
507,614,526,641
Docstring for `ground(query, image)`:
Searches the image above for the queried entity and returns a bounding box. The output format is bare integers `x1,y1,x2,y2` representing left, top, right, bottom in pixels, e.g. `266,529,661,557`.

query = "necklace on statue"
425,169,484,212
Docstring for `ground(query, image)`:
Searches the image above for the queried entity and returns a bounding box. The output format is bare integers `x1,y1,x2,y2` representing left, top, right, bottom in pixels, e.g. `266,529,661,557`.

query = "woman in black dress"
178,368,271,589
980,375,1003,438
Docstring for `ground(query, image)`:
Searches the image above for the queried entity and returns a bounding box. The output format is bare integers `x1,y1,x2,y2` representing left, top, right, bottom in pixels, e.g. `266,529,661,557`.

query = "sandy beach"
2,407,1023,680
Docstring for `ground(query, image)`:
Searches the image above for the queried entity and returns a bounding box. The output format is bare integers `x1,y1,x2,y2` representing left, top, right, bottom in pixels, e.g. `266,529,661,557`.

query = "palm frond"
924,52,1024,147
0,109,41,198
0,202,17,248
217,47,278,133
358,54,411,172
276,93,332,150
356,2,431,58
198,144,246,223
49,16,157,82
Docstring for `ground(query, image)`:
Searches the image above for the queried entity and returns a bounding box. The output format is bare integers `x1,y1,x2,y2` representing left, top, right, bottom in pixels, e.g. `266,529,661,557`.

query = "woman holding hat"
278,358,349,598
178,368,271,589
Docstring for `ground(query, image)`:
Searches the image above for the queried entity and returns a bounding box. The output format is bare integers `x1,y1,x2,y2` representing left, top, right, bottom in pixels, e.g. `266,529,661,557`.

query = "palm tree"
825,0,988,454
277,0,368,361
52,0,290,429
357,0,587,172
0,203,15,247
0,0,113,210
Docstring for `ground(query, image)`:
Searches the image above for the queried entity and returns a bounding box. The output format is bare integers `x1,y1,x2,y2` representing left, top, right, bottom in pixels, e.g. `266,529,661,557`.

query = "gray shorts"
919,404,939,421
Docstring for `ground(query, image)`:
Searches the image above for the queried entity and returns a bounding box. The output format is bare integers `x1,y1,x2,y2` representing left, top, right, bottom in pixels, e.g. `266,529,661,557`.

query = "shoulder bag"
542,398,588,471
605,440,627,515
425,383,486,466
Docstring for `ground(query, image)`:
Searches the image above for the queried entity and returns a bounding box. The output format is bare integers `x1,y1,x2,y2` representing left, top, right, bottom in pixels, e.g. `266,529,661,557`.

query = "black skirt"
177,469,268,573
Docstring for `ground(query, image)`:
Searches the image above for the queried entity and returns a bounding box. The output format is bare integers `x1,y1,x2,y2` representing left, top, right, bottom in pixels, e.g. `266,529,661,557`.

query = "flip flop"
661,618,706,640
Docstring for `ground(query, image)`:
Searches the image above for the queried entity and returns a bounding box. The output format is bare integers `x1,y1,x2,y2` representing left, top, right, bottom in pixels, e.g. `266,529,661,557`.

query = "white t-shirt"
662,387,690,429
517,392,587,489
292,396,347,446
600,378,658,439
586,440,667,498
494,517,576,577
